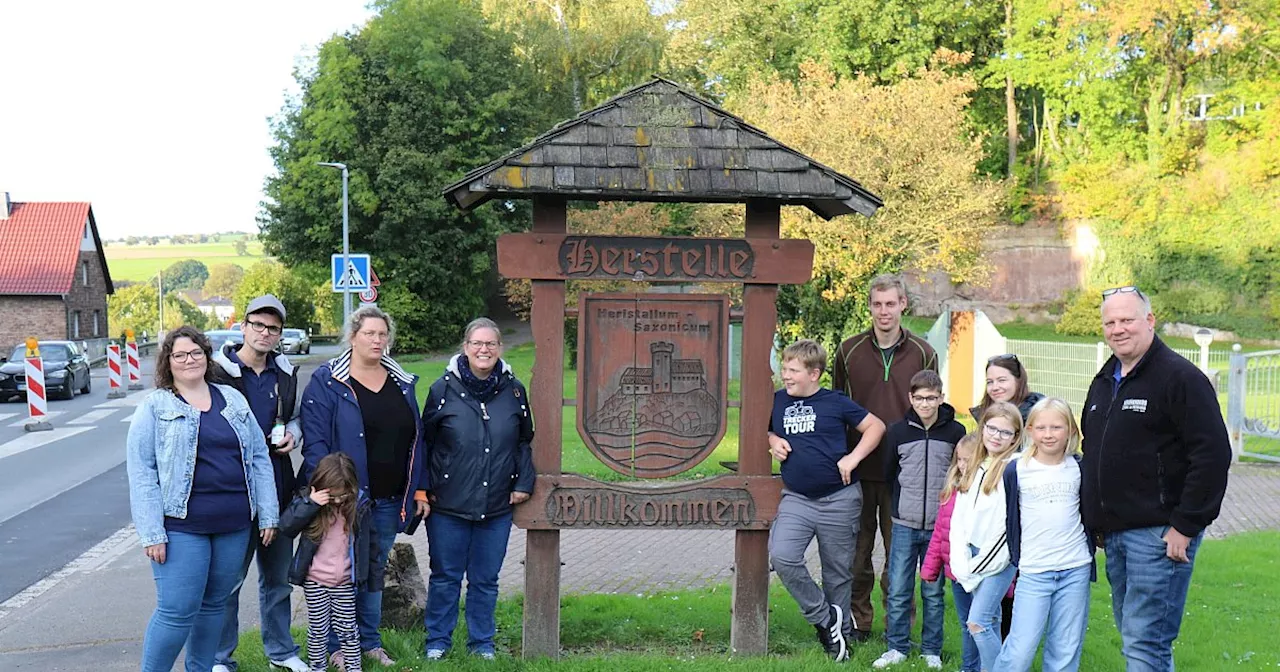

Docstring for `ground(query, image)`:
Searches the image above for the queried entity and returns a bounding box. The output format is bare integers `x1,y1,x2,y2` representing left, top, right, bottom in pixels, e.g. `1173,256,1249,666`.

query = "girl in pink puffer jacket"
922,433,981,672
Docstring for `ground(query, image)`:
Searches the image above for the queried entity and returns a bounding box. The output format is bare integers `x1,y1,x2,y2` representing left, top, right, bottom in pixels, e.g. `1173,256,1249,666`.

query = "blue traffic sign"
331,254,371,292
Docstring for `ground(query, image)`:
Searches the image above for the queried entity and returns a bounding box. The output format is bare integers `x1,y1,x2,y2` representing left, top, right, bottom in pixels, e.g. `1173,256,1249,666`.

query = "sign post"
107,343,126,398
23,338,53,433
126,329,143,391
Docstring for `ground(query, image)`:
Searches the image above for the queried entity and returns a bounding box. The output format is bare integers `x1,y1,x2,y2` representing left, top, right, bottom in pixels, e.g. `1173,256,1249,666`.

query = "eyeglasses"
987,353,1019,365
910,394,941,403
1101,285,1147,300
171,349,207,363
466,340,501,350
245,320,282,336
984,423,1016,441
359,330,389,342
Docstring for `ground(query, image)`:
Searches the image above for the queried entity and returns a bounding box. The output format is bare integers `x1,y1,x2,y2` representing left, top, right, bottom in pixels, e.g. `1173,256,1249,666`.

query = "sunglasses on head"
1101,285,1147,300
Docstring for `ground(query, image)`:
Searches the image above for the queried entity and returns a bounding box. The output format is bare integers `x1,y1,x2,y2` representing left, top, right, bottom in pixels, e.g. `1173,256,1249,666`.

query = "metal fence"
1227,348,1280,462
1005,339,1237,417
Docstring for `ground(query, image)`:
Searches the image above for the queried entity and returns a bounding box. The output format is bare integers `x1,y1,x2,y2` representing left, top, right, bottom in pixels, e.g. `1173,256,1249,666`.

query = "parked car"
0,341,92,401
204,329,244,352
280,328,311,355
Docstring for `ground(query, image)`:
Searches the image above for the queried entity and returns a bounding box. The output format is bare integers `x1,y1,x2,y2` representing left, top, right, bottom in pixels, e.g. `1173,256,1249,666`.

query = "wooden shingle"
443,77,882,219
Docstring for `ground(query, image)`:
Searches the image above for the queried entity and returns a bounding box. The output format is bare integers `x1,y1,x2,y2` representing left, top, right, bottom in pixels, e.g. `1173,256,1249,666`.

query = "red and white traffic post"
126,329,143,391
107,342,126,399
23,337,53,432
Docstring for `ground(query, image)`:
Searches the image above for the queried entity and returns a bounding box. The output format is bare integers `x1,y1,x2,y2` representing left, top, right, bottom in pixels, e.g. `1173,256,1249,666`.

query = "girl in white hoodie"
950,401,1022,671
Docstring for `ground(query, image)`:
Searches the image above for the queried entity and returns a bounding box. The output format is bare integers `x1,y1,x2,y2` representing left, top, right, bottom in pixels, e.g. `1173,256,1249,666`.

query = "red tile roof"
0,202,93,294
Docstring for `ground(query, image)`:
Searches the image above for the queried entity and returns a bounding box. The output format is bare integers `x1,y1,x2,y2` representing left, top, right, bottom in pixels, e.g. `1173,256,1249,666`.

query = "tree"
233,261,315,328
481,0,667,112
731,59,1005,347
232,239,248,256
162,259,209,290
260,0,560,350
204,263,246,298
108,282,213,335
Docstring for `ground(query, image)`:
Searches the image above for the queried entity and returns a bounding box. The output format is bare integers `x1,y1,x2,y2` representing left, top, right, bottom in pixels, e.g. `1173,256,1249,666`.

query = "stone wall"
63,251,111,340
0,297,68,354
906,222,1090,322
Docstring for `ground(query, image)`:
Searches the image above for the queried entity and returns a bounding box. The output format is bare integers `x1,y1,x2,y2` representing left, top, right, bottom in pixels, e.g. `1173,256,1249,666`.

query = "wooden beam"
496,233,814,284
524,197,566,660
732,199,783,655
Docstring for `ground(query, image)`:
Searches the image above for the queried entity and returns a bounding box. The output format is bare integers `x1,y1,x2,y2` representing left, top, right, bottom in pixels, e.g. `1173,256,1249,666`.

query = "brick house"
0,193,115,350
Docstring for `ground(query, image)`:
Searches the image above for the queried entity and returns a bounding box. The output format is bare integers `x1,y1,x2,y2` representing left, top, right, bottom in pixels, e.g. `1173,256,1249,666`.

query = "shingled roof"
443,78,882,220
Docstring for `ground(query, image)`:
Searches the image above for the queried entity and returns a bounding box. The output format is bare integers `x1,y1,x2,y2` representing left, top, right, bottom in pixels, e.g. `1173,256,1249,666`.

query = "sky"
0,0,376,239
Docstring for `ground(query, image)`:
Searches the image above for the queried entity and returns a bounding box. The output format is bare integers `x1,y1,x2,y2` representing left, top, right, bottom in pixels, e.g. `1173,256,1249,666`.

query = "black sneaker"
813,604,849,662
848,629,872,643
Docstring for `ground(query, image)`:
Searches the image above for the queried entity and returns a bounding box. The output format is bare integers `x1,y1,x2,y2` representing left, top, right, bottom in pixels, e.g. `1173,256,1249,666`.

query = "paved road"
0,345,340,603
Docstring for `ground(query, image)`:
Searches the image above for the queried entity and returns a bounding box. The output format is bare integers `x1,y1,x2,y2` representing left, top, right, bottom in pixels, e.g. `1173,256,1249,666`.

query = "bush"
1151,282,1230,319
1055,289,1102,337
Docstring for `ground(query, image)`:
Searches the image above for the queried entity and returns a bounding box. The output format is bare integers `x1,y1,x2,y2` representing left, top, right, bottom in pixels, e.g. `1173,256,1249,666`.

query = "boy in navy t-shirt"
768,339,886,662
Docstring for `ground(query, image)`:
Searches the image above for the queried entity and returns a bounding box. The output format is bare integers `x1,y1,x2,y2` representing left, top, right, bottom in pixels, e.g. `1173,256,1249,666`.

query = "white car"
280,328,311,355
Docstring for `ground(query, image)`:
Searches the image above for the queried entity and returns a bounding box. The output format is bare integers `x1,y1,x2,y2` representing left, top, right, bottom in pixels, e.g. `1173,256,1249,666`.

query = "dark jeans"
330,496,400,653
1104,526,1203,672
885,523,944,656
423,511,513,654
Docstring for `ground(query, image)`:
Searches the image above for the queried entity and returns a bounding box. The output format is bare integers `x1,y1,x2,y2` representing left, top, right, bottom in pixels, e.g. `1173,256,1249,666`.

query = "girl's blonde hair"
941,432,982,502
1021,397,1082,462
964,401,1024,495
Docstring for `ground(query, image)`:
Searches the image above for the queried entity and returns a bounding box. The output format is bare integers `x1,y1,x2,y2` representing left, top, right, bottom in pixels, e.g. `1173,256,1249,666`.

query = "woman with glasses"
420,317,535,661
126,326,279,672
970,354,1045,424
299,305,428,669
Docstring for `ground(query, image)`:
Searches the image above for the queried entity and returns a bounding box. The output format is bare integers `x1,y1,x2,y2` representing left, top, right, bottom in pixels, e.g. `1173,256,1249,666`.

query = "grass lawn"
227,531,1279,670
104,241,271,281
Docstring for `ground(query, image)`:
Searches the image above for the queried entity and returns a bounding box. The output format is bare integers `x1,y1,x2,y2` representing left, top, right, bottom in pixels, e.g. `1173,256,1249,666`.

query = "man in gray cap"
211,294,308,672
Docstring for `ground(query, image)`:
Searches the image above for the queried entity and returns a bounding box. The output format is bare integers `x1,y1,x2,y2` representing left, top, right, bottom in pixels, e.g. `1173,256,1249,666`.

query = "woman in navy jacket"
300,305,427,669
421,317,535,660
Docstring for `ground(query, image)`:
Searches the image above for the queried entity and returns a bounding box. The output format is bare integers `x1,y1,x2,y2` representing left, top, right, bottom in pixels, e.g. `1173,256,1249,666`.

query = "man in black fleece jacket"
1081,287,1230,672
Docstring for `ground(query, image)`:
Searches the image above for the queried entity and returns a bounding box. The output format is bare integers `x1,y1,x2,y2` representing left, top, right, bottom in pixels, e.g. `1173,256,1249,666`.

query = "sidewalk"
3,465,1276,669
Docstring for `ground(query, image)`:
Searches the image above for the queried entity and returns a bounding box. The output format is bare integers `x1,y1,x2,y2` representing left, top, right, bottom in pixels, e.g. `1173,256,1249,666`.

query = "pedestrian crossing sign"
331,254,372,292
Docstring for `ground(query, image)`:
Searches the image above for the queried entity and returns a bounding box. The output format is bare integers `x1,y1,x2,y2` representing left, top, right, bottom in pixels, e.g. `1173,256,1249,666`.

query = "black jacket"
212,344,302,508
422,356,535,521
279,491,382,591
884,403,967,530
970,391,1045,424
1080,336,1231,538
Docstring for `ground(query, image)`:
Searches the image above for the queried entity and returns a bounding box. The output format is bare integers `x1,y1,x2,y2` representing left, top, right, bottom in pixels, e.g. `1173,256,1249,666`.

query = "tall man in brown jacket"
832,274,939,641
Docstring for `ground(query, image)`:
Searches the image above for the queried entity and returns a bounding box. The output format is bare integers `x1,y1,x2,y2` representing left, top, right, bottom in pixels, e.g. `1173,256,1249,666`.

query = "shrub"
1055,289,1102,337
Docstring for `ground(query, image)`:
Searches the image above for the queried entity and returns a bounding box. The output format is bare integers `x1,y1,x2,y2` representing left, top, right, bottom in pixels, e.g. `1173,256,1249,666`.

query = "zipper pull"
481,402,490,421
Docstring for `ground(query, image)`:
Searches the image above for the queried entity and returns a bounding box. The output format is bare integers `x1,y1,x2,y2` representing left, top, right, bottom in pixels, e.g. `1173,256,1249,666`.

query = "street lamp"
318,161,351,327
1194,328,1213,374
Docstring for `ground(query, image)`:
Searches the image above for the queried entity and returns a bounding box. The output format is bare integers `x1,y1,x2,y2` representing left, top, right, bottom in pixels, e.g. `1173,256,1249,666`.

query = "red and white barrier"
127,339,143,391
24,349,52,432
107,343,126,399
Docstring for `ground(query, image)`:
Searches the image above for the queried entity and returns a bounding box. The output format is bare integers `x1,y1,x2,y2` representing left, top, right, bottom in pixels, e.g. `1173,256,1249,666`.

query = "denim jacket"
126,383,280,547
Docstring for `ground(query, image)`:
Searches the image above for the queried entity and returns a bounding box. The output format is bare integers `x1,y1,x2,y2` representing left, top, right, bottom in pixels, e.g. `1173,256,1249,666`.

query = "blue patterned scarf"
458,356,502,403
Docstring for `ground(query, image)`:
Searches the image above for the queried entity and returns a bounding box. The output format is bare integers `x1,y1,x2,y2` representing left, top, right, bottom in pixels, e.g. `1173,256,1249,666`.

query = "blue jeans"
993,564,1091,672
215,521,298,669
965,553,1017,672
424,511,513,654
1105,526,1203,672
885,523,944,656
141,528,251,672
951,581,981,672
330,496,401,653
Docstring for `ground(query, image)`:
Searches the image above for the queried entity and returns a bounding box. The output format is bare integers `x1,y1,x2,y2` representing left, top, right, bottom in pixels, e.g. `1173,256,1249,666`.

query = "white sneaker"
212,666,232,672
426,648,447,660
268,655,310,672
872,649,909,668
921,654,943,669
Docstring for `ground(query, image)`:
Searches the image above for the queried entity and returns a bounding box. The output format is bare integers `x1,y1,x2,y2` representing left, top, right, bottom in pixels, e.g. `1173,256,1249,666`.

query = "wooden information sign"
514,474,783,530
577,293,729,478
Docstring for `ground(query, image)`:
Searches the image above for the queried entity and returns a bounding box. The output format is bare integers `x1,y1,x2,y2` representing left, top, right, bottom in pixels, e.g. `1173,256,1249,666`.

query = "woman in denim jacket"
126,326,279,672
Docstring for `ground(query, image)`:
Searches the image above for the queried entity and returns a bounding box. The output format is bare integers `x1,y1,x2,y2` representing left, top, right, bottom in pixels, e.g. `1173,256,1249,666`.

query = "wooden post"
523,197,566,659
731,200,780,654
